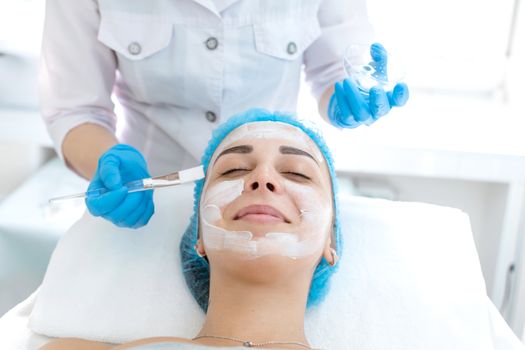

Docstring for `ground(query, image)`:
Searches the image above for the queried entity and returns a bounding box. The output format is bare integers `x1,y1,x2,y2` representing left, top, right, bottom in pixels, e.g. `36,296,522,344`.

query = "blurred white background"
302,0,525,340
0,0,524,342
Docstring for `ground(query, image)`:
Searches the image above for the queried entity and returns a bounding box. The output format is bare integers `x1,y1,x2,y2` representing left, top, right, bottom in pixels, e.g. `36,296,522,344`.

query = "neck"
196,267,311,347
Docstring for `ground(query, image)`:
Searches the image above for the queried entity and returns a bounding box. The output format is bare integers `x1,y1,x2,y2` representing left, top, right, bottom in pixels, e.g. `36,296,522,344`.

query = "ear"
195,237,207,257
322,234,338,267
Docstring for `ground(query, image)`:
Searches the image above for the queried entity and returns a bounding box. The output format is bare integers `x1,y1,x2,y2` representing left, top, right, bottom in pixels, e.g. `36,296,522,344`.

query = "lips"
234,204,290,223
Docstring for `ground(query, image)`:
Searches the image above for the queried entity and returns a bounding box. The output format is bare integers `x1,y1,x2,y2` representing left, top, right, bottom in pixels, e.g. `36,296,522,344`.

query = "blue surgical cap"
180,108,341,312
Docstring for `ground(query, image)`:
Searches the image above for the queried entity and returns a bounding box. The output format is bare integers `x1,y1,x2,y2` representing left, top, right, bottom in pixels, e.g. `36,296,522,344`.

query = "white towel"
26,184,523,349
0,289,54,350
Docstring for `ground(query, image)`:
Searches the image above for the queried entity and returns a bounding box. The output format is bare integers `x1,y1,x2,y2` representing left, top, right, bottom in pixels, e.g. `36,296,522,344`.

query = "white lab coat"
40,0,373,175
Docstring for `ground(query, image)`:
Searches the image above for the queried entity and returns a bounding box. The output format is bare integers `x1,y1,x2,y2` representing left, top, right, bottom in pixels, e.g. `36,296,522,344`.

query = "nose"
250,181,274,191
245,166,282,194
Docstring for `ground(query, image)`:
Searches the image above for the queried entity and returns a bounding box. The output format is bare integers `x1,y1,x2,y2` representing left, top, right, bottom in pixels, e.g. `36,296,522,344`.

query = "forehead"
210,121,325,164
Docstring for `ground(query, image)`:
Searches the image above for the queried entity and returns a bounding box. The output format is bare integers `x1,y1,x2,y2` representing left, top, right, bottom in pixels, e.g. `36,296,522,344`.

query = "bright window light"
367,0,517,94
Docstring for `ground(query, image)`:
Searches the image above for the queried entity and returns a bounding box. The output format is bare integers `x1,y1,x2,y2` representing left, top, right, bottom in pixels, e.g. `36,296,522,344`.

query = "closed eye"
220,169,310,180
284,172,311,180
221,168,249,176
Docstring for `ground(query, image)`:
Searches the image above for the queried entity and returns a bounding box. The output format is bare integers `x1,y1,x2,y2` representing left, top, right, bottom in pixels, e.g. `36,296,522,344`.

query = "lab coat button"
205,111,217,122
128,42,142,55
205,37,219,50
287,42,297,55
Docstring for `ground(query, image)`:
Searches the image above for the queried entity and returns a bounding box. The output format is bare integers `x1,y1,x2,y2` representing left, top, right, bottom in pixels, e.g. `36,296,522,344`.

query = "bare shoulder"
40,337,115,350
111,336,194,349
40,336,192,350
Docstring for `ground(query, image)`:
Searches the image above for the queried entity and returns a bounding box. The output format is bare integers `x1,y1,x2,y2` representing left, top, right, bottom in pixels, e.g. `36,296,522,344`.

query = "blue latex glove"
328,43,410,128
86,144,154,228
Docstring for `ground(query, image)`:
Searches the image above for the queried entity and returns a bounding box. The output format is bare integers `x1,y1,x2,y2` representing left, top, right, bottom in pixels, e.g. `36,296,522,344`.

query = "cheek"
200,179,245,226
283,180,332,237
202,179,244,208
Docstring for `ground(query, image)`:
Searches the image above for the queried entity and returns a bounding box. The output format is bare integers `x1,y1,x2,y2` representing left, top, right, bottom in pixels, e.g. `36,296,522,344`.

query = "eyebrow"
213,144,318,165
214,145,253,165
279,146,318,165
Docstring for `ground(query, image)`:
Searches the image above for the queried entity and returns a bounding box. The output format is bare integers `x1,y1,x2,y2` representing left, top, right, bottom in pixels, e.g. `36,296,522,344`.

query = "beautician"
40,0,408,228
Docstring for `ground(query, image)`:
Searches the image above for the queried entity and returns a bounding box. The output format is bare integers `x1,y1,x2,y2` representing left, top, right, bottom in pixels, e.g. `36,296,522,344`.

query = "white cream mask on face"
199,122,332,260
200,180,331,259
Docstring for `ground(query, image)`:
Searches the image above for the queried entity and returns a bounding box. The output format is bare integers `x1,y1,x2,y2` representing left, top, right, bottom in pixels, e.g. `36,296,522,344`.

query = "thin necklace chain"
192,334,320,349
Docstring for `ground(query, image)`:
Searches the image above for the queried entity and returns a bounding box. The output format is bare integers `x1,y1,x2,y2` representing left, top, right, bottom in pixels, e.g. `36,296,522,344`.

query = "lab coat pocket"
98,16,173,61
253,17,321,61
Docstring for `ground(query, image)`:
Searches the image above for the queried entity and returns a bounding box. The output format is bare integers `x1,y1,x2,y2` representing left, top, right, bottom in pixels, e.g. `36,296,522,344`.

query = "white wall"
0,144,54,202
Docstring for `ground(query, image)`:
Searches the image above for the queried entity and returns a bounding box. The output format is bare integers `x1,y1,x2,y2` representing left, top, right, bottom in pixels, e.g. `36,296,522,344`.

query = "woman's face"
197,122,334,266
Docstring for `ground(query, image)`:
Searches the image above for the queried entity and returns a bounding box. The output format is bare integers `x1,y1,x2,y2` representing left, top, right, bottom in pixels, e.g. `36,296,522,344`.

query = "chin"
209,250,315,284
225,220,294,237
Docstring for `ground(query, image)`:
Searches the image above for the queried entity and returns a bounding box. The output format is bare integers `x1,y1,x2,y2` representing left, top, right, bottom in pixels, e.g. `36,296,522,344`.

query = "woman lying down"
42,109,342,350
